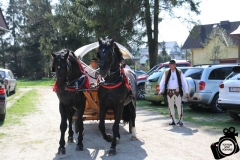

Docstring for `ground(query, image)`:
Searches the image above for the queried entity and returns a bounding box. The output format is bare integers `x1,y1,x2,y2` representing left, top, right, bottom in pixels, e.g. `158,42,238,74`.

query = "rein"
53,55,90,92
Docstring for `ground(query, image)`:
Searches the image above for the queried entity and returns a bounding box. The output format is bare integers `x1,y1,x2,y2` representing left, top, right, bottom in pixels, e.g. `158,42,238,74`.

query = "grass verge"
137,100,240,132
0,89,39,126
17,78,55,87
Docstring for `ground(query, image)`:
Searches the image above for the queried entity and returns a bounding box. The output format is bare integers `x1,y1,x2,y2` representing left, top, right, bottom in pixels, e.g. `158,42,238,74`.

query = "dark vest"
163,68,183,97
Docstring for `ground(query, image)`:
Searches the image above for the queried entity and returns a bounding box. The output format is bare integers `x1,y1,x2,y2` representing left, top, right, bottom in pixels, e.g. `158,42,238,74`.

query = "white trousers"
167,94,183,122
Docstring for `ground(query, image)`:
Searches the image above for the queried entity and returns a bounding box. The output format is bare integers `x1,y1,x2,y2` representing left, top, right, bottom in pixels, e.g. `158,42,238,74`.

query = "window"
176,64,189,67
184,68,203,80
147,71,164,82
226,72,240,80
0,71,6,78
208,67,232,80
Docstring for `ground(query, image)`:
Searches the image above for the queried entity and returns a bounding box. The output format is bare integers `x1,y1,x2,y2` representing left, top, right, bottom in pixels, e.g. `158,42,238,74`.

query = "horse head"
97,38,123,78
51,49,71,82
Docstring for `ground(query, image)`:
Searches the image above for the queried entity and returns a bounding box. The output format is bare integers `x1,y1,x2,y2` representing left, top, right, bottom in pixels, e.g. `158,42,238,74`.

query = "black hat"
90,58,98,62
169,59,176,64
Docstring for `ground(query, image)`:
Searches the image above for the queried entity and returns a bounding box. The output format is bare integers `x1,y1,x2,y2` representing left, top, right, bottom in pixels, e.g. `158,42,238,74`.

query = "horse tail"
122,104,131,124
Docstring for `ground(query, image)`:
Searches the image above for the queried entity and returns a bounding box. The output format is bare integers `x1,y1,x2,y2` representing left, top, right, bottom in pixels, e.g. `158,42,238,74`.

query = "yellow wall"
190,39,238,65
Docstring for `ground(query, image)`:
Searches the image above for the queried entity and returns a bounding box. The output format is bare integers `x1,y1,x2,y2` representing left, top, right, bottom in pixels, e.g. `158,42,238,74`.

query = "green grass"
0,89,39,126
137,100,240,132
17,78,55,87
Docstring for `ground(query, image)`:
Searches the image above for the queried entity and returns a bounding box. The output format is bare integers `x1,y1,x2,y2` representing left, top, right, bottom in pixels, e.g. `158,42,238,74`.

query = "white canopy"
230,25,240,36
74,42,134,59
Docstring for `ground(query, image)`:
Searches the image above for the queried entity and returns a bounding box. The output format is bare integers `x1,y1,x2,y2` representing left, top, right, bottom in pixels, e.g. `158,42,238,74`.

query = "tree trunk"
153,0,159,65
0,38,5,68
144,0,159,69
144,0,155,69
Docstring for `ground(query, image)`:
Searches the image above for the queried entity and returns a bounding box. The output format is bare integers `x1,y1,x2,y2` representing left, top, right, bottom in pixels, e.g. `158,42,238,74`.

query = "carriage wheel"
129,119,132,133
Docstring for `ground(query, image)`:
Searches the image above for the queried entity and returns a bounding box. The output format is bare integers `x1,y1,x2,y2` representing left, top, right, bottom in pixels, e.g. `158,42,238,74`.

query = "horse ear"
64,50,69,59
110,39,114,47
98,38,103,45
51,52,56,58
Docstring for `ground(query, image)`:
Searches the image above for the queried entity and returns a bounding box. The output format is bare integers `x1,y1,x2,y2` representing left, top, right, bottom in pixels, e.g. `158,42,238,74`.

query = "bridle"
98,46,119,77
53,54,72,81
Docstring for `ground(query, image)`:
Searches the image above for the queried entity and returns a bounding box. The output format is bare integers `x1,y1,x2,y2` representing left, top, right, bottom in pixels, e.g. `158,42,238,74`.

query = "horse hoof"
76,144,84,151
68,137,74,143
131,136,137,141
106,134,113,143
116,137,120,144
108,148,116,156
58,148,66,155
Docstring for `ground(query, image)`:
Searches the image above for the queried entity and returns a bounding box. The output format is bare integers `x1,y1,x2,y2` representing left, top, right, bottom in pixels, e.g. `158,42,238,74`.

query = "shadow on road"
52,121,147,160
167,125,198,136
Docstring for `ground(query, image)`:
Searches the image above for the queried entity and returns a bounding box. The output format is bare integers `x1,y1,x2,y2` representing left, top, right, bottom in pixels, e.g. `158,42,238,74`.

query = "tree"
202,26,234,60
143,0,201,68
5,0,26,76
161,41,167,56
19,0,53,78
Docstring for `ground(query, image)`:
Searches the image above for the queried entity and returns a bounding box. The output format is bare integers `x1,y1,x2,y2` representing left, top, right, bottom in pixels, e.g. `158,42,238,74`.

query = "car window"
184,68,203,80
8,71,12,78
176,64,189,67
208,67,232,80
10,71,15,79
226,72,240,80
147,71,164,82
147,65,159,75
0,71,6,78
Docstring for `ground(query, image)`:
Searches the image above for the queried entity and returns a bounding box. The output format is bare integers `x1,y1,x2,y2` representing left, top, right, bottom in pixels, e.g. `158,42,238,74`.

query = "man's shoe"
169,121,176,125
177,120,183,126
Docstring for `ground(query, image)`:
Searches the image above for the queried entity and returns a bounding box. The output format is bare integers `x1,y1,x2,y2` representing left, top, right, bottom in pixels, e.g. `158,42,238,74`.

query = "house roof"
0,8,9,34
182,21,240,49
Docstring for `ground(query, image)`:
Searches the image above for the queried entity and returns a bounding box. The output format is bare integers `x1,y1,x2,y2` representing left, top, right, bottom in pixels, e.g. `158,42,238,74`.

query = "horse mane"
114,43,124,63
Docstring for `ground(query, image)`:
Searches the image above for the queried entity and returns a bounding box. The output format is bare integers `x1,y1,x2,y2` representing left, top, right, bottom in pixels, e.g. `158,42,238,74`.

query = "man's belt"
167,89,179,98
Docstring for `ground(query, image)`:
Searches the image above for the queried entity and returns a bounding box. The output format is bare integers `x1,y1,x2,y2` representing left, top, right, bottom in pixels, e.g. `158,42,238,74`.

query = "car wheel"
137,85,145,100
227,111,240,121
0,112,6,121
150,101,161,105
188,104,203,110
210,94,225,113
6,88,10,97
13,85,16,94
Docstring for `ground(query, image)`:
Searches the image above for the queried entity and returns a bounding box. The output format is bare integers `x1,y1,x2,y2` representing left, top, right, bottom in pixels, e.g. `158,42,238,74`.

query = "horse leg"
98,108,113,142
76,107,85,151
130,101,137,141
58,102,67,155
67,109,74,143
109,106,123,156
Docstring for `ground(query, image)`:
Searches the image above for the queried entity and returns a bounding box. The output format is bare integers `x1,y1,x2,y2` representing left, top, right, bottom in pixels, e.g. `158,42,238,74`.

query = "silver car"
0,69,17,96
183,64,239,113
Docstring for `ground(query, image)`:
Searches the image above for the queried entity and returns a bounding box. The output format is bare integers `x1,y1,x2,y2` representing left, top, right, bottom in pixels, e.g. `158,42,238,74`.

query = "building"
182,21,240,65
0,8,9,35
158,41,184,60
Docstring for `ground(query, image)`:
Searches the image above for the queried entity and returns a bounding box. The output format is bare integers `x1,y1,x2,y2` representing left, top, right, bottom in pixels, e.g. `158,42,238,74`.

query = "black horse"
51,49,88,155
97,38,137,155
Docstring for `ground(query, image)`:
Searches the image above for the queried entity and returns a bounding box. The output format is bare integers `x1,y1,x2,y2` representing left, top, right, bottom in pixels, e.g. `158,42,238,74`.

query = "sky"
159,0,240,46
1,0,240,46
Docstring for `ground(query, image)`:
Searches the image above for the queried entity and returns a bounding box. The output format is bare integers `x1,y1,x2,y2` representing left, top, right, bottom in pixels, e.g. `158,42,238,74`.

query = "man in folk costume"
84,58,99,85
158,60,189,126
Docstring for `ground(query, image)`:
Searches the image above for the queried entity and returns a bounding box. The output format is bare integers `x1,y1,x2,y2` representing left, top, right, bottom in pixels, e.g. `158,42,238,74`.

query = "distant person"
158,60,189,126
84,58,98,84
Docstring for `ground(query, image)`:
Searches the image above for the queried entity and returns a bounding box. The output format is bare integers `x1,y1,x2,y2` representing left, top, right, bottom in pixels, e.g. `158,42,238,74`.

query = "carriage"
74,42,135,130
52,39,137,155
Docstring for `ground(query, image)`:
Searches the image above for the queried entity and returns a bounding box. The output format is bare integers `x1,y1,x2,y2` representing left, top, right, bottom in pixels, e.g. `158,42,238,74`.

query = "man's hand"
158,92,163,97
186,93,190,98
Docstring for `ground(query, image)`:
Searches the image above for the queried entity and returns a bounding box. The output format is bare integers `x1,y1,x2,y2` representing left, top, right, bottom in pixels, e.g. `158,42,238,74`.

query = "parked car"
137,60,191,100
0,69,17,96
0,75,6,121
183,64,239,113
218,66,240,120
144,67,189,104
134,70,146,77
